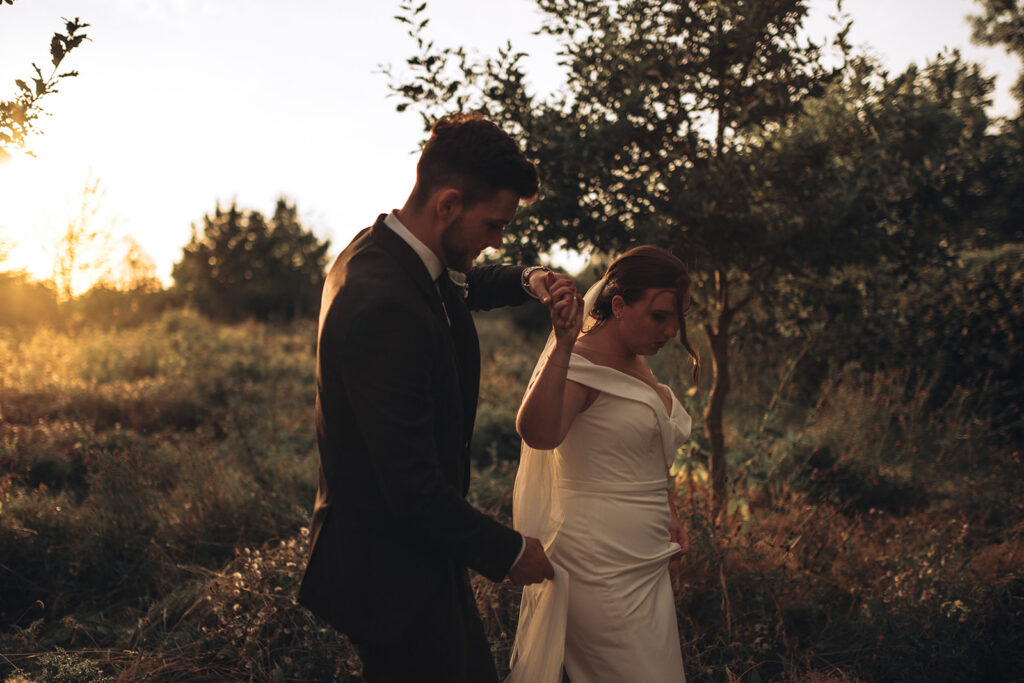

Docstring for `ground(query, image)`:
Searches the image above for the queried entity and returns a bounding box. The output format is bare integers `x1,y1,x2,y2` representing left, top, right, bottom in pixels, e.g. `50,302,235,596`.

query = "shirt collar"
383,210,444,281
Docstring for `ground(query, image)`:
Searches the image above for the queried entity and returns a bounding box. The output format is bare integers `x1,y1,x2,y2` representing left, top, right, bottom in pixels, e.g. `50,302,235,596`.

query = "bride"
508,245,699,682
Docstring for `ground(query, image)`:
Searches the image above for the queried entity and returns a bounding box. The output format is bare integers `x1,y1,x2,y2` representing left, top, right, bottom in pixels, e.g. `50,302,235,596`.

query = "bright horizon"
1,0,1020,293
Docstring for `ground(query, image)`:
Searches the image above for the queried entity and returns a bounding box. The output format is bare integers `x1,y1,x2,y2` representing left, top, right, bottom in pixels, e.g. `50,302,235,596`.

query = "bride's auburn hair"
589,245,701,383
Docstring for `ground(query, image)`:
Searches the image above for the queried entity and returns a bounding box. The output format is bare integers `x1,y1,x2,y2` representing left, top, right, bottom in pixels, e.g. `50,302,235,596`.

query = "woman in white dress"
508,245,700,683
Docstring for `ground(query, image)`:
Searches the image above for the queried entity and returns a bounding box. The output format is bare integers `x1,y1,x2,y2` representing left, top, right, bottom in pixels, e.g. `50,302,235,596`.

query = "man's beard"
440,217,473,273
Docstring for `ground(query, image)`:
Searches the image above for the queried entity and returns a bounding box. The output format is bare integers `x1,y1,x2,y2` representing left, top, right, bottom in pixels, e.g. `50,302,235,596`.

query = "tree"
970,0,1024,244
48,177,117,302
110,235,161,293
387,0,845,515
1,12,89,161
172,198,330,321
387,0,999,514
971,0,1024,106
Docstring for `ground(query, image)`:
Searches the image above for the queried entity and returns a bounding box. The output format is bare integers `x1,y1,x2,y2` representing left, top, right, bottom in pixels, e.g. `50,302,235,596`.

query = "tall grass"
1,309,1021,681
0,311,318,647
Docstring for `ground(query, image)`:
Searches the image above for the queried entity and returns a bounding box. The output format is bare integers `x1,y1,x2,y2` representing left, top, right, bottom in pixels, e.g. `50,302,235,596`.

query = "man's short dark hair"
412,113,539,208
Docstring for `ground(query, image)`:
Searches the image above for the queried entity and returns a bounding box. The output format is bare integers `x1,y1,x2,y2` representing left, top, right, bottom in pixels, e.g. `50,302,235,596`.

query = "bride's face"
615,288,680,356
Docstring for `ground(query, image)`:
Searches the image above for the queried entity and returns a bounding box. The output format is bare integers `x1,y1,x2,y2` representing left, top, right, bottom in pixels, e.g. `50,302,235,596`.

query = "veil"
511,276,605,548
507,277,605,682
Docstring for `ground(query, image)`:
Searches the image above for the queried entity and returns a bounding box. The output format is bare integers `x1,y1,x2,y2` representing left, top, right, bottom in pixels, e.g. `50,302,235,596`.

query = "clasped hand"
542,272,583,346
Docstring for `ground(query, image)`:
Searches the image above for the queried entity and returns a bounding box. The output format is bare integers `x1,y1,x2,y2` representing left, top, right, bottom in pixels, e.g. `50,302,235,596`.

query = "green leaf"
51,34,66,66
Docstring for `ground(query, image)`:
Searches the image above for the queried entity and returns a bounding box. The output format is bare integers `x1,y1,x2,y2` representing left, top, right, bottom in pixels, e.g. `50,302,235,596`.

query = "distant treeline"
0,197,330,328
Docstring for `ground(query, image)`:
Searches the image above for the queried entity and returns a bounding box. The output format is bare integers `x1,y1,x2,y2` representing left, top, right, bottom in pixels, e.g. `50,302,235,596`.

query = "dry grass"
2,311,1021,682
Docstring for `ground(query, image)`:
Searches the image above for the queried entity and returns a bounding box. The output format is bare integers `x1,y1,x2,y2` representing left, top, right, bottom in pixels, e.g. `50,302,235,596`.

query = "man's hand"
507,535,555,585
528,268,574,306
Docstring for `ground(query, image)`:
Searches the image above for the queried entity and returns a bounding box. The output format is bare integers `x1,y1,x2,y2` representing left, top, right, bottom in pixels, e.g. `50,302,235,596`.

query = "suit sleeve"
335,301,522,581
464,264,531,311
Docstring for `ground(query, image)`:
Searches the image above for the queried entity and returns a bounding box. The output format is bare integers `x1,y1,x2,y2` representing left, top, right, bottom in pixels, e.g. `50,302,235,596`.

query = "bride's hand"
669,502,689,556
545,274,582,346
551,291,583,347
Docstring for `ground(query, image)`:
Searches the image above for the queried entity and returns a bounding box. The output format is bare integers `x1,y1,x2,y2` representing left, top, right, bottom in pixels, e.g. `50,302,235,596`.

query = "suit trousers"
352,567,499,683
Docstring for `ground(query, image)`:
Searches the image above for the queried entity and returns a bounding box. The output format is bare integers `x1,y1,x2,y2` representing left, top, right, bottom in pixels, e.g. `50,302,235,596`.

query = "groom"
298,113,561,682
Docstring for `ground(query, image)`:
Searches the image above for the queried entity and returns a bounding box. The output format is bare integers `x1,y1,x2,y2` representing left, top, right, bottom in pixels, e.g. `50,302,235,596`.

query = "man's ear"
435,188,463,223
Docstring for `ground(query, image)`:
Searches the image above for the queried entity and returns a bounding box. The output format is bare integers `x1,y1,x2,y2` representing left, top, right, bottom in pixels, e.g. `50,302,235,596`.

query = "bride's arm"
517,353,591,450
516,281,589,450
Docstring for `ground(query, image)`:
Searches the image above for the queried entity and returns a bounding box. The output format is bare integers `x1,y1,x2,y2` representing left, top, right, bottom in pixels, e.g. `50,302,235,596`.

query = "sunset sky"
0,0,1019,290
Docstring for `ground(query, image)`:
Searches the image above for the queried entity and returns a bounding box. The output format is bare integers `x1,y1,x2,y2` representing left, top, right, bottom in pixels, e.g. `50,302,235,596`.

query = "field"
1,307,1022,682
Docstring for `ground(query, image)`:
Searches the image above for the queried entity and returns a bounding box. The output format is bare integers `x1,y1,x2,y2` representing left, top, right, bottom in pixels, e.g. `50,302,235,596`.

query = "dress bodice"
554,354,692,490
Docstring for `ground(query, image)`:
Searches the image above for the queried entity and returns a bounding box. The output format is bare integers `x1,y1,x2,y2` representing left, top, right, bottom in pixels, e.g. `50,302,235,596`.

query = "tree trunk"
703,269,734,520
704,320,731,519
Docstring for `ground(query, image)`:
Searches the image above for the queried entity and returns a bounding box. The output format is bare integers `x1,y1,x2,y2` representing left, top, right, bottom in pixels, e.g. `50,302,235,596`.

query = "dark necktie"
436,270,480,456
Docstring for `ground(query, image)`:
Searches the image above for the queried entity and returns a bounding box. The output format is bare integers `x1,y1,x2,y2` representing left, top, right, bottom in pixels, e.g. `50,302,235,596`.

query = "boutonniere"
447,269,469,299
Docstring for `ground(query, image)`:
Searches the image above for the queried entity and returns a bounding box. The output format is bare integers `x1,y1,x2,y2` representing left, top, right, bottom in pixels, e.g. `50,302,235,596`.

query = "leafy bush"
0,311,317,631
0,272,59,329
794,244,1024,444
1,305,1020,681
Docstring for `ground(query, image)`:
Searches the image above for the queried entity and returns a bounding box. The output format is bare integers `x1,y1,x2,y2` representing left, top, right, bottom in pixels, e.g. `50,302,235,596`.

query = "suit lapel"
370,218,448,323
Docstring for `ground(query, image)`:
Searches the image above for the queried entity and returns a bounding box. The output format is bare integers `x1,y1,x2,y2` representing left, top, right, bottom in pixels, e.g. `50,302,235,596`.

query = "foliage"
0,307,1021,680
968,112,1024,246
780,242,1024,446
385,0,1003,515
60,284,178,330
473,311,546,464
668,484,1024,682
0,15,89,161
971,0,1024,105
0,310,318,630
124,535,363,681
0,274,176,332
0,271,59,328
35,649,111,683
386,0,844,260
172,198,330,322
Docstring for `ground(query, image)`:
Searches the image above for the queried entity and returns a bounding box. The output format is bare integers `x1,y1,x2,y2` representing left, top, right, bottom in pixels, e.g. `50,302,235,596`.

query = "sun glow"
1,155,59,281
0,151,127,296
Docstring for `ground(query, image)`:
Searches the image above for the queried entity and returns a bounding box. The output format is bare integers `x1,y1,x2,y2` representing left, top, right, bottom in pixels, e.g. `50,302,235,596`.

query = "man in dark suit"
298,113,567,682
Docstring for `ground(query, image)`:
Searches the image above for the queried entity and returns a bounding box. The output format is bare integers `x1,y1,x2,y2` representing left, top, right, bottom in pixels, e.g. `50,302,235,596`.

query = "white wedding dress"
508,353,692,683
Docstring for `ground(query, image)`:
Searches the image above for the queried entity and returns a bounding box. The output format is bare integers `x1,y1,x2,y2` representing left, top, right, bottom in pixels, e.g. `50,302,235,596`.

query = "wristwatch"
521,266,551,299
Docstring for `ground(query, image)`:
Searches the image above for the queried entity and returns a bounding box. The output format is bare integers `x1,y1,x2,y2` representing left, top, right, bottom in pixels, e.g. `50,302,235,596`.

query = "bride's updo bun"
589,245,700,383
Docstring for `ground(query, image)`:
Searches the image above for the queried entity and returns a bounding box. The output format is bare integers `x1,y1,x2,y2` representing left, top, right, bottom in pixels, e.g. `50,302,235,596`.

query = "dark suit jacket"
298,215,527,642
